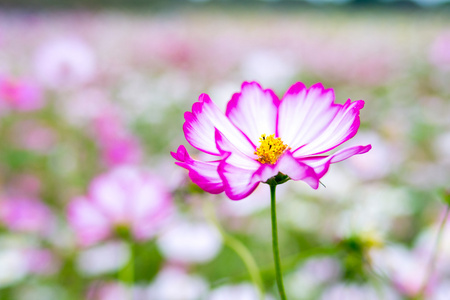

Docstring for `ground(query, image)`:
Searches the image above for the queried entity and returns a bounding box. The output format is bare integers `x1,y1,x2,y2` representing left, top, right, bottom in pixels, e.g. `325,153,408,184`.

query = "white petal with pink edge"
278,83,338,151
215,130,261,200
226,82,279,146
277,152,319,188
251,151,319,189
171,145,225,194
302,144,372,179
292,99,365,157
219,162,261,200
183,94,254,156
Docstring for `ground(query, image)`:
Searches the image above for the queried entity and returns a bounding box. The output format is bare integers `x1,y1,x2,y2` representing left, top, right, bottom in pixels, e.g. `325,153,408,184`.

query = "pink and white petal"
67,197,111,247
252,163,281,183
292,99,365,157
215,130,262,200
171,145,225,194
226,82,279,146
326,144,372,164
278,83,339,151
218,161,261,200
250,152,319,188
302,144,372,178
183,93,254,156
215,129,260,170
277,152,320,188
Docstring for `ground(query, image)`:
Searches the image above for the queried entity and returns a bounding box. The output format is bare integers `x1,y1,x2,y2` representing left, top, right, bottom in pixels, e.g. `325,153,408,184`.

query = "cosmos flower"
172,82,371,200
67,167,173,247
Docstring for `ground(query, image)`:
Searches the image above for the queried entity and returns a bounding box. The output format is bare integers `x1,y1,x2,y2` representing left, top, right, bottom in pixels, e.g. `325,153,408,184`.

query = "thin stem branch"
418,204,450,299
270,184,287,300
203,202,265,300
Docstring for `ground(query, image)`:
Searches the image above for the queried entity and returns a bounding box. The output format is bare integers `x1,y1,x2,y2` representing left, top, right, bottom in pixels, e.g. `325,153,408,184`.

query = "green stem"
418,205,450,299
270,184,287,300
204,202,265,300
118,240,135,300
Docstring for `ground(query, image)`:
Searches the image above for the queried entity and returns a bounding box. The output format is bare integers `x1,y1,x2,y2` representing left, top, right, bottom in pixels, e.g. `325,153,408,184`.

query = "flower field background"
1,5,450,300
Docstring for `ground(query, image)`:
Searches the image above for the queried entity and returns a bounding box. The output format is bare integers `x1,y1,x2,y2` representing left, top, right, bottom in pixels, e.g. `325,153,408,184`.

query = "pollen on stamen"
254,134,289,164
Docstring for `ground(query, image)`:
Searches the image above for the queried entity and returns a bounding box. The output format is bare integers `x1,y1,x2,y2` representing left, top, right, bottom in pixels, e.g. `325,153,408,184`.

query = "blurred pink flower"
67,167,173,247
429,31,450,71
93,110,142,167
102,137,142,167
0,196,53,235
172,81,371,200
0,76,44,112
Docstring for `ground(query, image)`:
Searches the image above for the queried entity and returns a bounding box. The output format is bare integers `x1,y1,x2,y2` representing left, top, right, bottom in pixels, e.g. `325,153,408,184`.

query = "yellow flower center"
254,134,289,164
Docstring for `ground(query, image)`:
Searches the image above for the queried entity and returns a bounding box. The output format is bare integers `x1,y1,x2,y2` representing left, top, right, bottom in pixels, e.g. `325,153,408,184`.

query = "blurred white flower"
207,283,274,300
77,241,129,276
59,88,111,126
147,267,208,300
240,50,296,89
0,235,59,286
320,282,399,300
16,285,62,300
34,37,96,89
0,249,28,287
157,219,222,264
433,132,450,165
